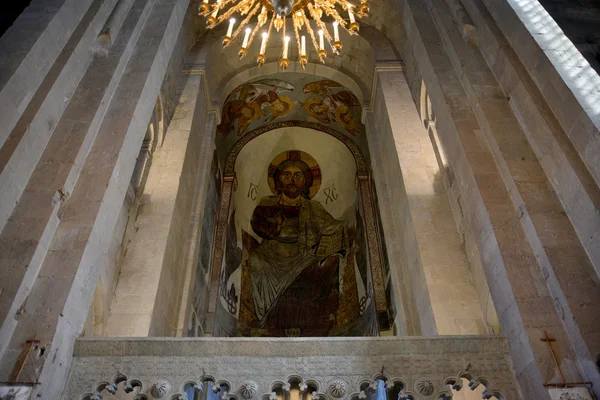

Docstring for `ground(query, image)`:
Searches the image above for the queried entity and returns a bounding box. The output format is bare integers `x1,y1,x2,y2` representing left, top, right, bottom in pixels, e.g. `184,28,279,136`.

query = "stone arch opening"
186,70,396,337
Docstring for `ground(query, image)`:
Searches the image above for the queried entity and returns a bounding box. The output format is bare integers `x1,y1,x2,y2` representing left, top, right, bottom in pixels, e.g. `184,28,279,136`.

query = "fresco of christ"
247,150,347,336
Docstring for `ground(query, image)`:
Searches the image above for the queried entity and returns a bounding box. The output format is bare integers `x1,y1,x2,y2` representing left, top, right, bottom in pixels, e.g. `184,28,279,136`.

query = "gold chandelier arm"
282,15,287,53
318,0,346,29
206,0,239,25
267,12,276,38
333,0,360,35
334,0,363,36
246,9,267,51
231,1,261,41
257,6,268,26
307,3,335,50
217,0,254,26
258,12,276,55
292,13,303,61
302,12,320,57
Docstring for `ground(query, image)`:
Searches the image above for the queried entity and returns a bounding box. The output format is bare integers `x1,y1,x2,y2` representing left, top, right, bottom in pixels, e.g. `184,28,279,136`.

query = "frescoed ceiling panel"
215,72,371,169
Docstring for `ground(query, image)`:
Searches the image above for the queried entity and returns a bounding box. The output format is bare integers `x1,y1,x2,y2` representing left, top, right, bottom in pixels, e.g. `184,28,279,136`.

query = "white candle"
348,4,355,23
211,3,219,19
333,21,339,42
283,36,290,59
260,32,268,54
242,27,251,48
318,29,324,50
226,18,235,37
301,35,306,56
203,0,208,4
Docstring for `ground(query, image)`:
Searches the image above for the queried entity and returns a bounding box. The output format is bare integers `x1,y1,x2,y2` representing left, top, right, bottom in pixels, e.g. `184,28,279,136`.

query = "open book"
316,225,344,258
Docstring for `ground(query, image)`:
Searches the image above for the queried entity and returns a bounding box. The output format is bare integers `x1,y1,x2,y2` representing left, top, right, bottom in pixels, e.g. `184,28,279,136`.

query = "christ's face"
279,166,306,199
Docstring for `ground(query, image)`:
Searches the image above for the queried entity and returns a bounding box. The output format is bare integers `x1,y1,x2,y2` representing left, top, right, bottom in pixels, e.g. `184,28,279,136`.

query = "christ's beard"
283,185,303,199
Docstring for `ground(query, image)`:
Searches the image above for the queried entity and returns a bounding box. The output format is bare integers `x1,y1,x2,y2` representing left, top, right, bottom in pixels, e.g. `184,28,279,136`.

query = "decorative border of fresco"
208,175,235,314
358,176,387,313
223,120,367,175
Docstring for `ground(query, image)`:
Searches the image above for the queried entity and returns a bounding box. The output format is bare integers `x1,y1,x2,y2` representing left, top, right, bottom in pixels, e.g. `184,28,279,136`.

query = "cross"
540,330,565,387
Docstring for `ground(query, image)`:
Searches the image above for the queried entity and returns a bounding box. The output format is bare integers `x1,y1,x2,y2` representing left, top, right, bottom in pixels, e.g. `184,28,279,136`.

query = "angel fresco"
301,80,363,136
217,79,295,137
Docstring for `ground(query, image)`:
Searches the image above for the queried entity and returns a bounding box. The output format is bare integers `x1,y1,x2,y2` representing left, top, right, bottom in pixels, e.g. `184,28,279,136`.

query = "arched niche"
195,72,391,337
213,127,379,337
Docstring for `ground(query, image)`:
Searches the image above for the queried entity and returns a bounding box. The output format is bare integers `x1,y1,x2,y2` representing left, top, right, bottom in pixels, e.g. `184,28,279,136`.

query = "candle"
283,36,290,59
318,29,324,50
242,27,251,48
260,32,268,54
203,0,208,4
226,18,235,37
348,4,356,24
211,1,220,19
333,21,339,42
301,35,306,56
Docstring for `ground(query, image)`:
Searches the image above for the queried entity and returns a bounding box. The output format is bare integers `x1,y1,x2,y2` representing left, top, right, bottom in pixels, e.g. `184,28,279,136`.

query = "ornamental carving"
240,381,259,399
415,378,434,396
328,380,347,398
151,379,171,398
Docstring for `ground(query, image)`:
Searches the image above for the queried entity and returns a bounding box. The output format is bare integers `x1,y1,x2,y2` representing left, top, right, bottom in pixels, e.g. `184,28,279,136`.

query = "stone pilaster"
369,66,487,337
104,72,209,337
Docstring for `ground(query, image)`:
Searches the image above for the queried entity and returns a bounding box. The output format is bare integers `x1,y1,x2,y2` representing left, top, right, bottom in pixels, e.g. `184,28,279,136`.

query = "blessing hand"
274,211,286,229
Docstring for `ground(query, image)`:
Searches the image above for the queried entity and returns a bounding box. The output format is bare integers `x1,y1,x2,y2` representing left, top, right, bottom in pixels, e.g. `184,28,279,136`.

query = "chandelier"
198,0,369,70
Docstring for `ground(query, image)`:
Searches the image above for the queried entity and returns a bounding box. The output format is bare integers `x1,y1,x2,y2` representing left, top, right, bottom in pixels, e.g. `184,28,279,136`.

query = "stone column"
104,71,209,337
173,110,218,337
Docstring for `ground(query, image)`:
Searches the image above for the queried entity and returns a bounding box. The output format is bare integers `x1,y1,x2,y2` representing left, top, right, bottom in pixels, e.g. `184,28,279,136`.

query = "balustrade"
66,336,518,400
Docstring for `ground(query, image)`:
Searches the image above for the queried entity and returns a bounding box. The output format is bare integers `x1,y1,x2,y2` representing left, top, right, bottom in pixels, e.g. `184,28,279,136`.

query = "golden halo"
267,150,322,199
268,96,294,118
